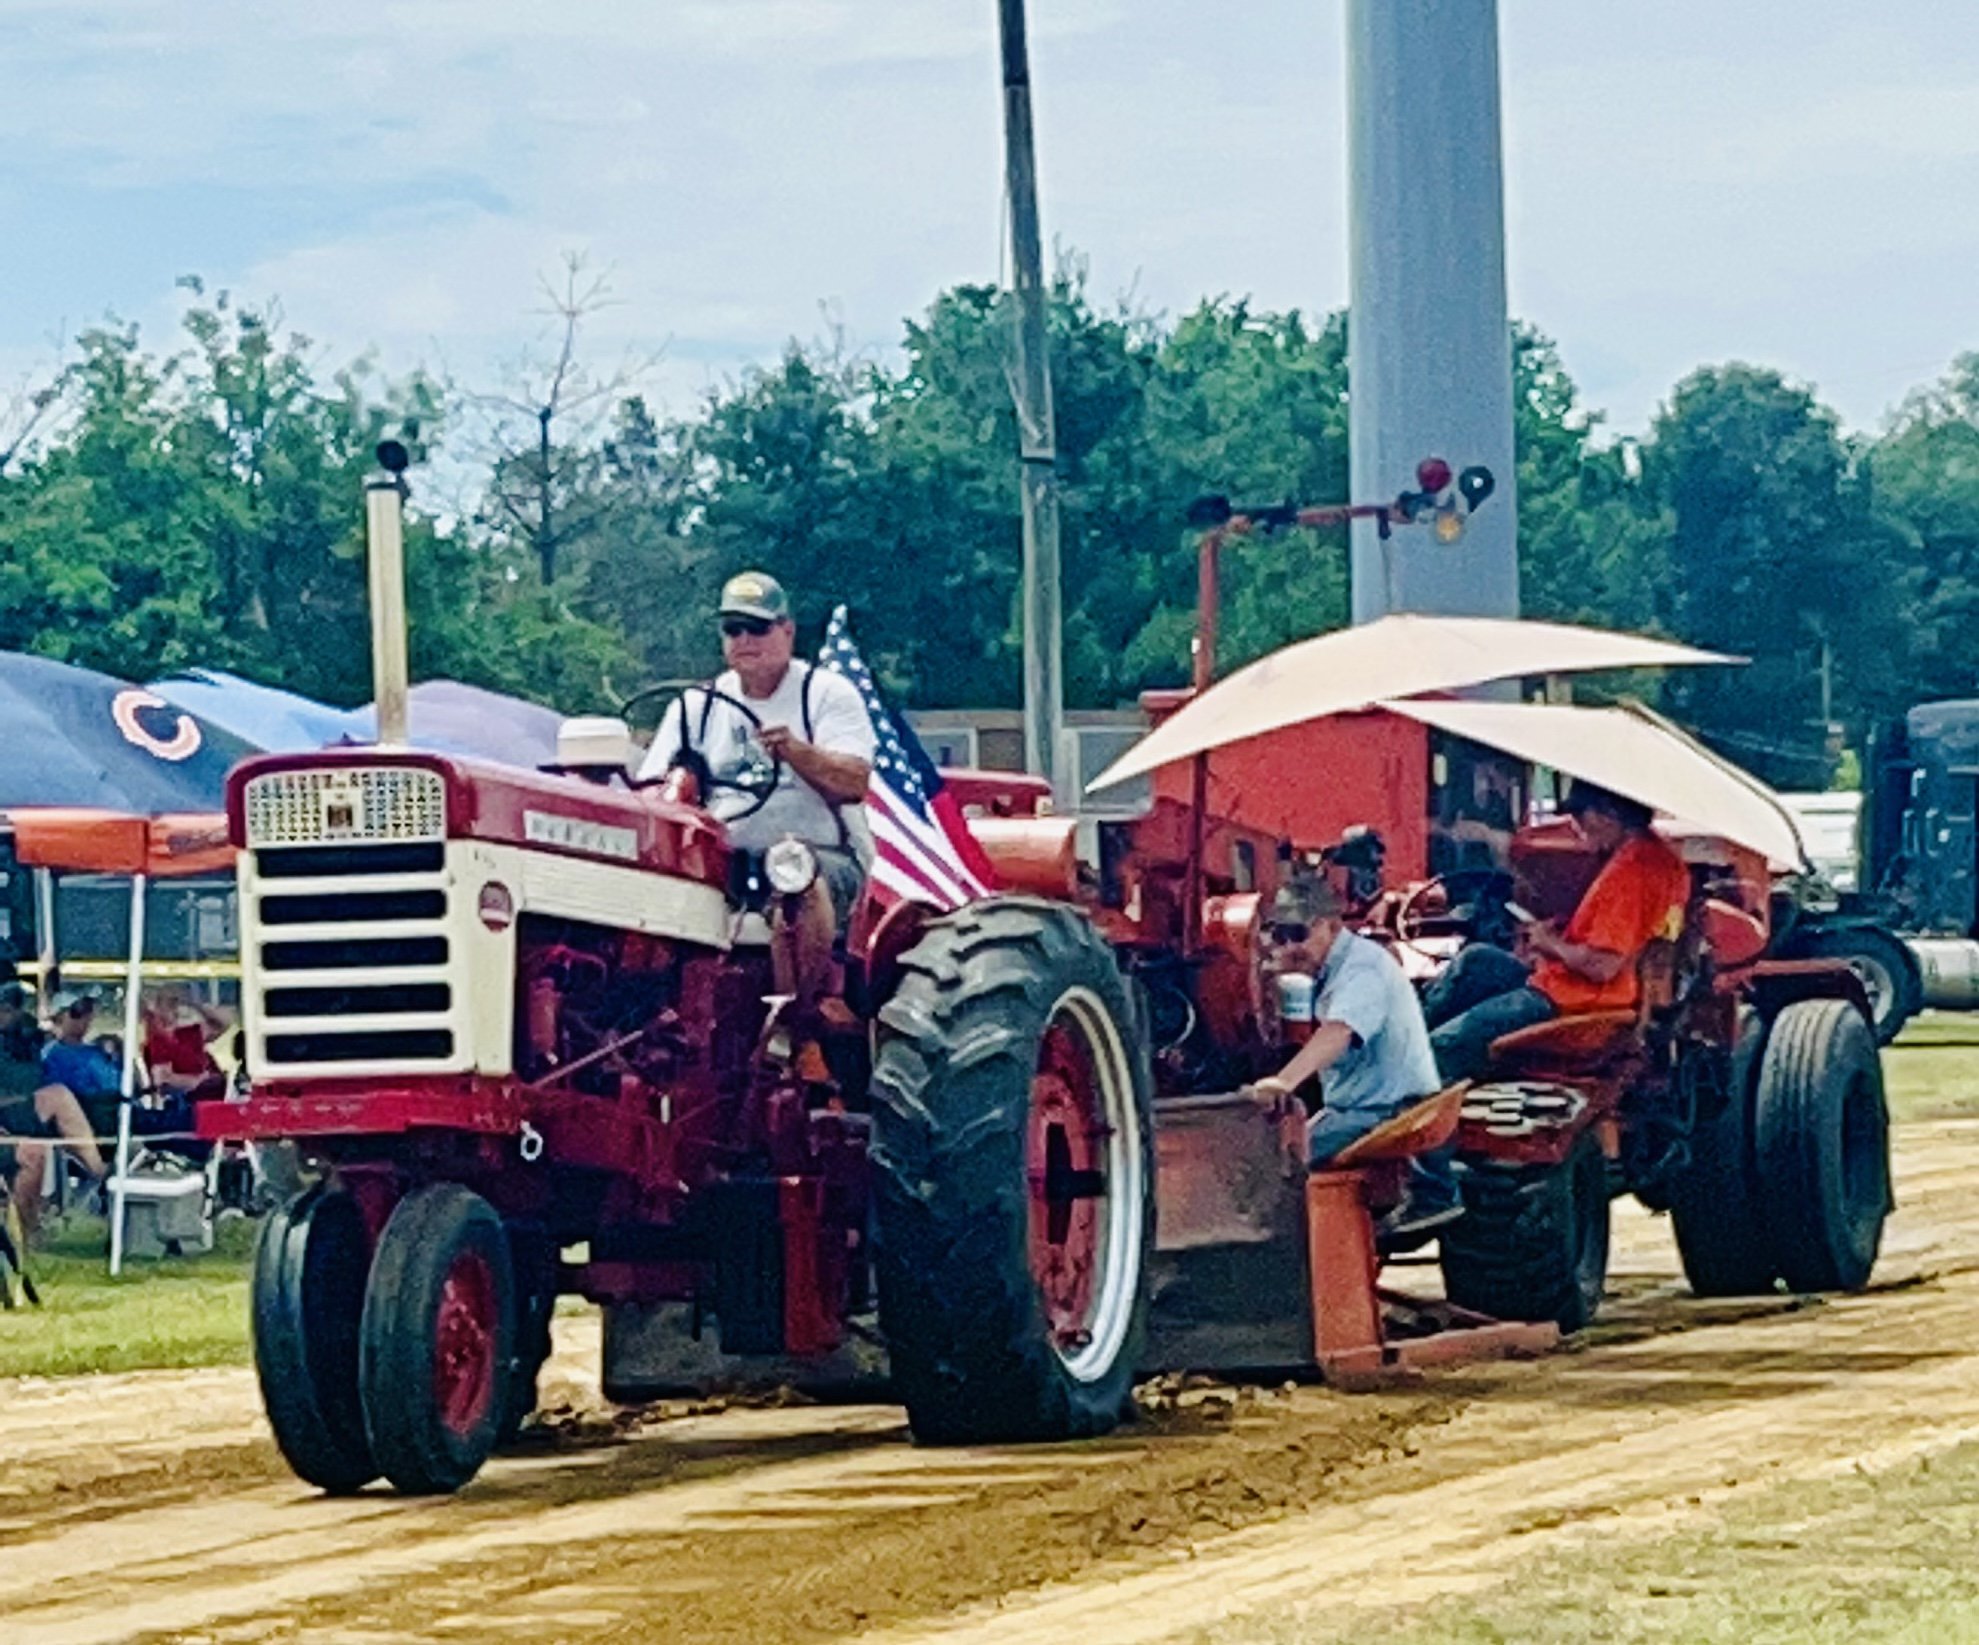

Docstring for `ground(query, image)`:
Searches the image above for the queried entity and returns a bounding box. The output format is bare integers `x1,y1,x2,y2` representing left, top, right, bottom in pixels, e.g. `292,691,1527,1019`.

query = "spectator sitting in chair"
1250,873,1462,1243
1424,780,1690,1084
0,982,107,1240
44,990,206,1157
142,985,234,1100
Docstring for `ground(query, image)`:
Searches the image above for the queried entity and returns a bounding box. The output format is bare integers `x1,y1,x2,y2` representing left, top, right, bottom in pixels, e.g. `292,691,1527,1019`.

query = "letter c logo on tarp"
111,689,203,762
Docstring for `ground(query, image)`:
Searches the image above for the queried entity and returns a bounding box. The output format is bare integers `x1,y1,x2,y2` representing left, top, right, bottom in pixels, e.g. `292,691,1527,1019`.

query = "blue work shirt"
1307,930,1440,1116
41,1039,123,1100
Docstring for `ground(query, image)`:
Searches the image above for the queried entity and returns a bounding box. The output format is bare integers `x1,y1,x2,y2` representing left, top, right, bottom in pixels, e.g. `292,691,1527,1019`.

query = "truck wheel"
1754,999,1891,1292
871,896,1154,1445
1795,927,1920,1045
252,1186,376,1493
1441,1131,1611,1333
359,1184,516,1494
1670,1012,1778,1296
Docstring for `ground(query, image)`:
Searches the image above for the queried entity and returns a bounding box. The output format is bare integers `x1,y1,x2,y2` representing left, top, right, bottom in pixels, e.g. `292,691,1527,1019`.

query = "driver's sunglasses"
720,616,775,639
1267,921,1311,945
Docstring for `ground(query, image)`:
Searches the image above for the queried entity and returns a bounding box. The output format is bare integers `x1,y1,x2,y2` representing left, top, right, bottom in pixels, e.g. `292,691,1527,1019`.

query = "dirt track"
9,1117,1979,1645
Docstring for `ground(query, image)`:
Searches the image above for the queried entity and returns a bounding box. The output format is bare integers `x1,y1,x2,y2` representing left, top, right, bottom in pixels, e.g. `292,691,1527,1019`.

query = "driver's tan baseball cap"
718,571,790,624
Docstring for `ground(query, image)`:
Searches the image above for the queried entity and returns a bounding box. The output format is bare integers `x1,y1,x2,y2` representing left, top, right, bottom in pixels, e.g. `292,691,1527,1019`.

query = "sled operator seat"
1480,938,1679,1079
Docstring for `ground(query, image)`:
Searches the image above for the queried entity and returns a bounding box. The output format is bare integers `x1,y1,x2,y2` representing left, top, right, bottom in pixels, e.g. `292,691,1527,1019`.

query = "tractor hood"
1088,615,1734,792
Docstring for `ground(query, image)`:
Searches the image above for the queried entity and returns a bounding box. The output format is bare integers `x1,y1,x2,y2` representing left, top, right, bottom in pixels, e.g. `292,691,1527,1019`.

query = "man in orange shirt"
1424,782,1690,1082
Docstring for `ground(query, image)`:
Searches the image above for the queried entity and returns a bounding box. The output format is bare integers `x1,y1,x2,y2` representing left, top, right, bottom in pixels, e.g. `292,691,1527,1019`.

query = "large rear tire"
1441,1131,1611,1333
1670,1012,1778,1297
871,896,1154,1445
252,1186,377,1494
1754,999,1891,1292
359,1184,516,1495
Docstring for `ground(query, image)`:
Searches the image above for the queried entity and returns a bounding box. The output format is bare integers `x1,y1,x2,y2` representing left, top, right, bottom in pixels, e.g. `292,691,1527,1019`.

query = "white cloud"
5,0,1975,444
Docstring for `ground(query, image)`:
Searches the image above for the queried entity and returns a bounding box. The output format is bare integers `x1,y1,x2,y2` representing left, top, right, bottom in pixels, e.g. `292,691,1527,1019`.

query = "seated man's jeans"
1308,1104,1461,1216
1424,942,1558,1084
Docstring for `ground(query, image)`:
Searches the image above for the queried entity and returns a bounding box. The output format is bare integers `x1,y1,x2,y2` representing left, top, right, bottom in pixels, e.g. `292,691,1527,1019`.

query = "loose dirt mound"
6,1119,1979,1645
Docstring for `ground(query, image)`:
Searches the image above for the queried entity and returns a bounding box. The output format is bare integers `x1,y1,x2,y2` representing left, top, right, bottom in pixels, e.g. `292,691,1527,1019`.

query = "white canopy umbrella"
1382,697,1809,870
1088,615,1735,792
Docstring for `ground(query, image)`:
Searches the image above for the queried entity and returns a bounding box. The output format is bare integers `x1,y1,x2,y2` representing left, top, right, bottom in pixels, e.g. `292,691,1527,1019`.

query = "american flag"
818,606,999,911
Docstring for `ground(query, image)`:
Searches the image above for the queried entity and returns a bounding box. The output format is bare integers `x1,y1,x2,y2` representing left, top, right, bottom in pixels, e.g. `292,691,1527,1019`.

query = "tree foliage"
0,269,1972,787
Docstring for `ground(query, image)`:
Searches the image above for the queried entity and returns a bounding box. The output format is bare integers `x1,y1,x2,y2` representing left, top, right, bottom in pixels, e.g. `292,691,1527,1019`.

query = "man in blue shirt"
41,991,122,1126
1251,874,1461,1241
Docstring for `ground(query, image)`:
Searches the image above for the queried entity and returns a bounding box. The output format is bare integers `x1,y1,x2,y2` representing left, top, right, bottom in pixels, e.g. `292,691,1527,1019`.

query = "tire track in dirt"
4,1119,1977,1645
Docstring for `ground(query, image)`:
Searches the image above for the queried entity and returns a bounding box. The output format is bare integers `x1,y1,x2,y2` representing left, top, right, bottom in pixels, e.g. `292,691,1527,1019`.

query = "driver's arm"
635,698,691,783
1524,926,1628,984
1253,1021,1356,1100
767,732,870,804
759,673,876,805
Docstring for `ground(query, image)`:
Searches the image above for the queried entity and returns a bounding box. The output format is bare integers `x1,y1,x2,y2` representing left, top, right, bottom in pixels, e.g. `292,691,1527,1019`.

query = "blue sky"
5,0,1975,437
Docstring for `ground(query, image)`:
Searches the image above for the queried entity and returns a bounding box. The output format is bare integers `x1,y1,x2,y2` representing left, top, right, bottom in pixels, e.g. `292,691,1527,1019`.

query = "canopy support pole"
107,874,147,1278
33,867,56,1018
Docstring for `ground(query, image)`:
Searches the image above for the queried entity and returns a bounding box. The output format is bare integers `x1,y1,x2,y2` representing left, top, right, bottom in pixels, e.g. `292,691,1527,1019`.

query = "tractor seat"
1326,1084,1467,1169
1483,1009,1640,1077
1481,936,1679,1078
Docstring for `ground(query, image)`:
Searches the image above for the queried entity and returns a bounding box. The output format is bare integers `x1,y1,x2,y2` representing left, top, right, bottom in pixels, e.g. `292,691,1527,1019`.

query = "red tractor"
205,455,1888,1496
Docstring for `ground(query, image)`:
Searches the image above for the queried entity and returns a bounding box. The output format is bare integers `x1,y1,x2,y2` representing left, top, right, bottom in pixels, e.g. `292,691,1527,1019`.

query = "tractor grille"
250,824,456,1070
243,767,446,847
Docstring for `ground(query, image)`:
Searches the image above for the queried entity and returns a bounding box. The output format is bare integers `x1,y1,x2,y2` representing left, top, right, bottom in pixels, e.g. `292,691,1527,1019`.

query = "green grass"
0,1215,255,1380
1882,1010,1979,1123
1203,1440,1979,1645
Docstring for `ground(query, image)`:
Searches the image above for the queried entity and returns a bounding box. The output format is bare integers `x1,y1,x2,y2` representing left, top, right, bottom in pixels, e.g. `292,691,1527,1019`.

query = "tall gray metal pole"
1346,0,1519,621
997,0,1063,787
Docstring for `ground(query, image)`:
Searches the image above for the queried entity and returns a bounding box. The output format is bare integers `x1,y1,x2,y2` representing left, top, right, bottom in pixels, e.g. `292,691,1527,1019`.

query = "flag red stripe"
872,839,965,908
868,791,976,906
929,789,999,888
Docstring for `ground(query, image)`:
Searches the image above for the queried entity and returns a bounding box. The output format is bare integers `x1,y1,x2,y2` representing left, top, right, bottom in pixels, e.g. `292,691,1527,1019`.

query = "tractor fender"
1744,957,1878,1032
1453,1078,1608,1170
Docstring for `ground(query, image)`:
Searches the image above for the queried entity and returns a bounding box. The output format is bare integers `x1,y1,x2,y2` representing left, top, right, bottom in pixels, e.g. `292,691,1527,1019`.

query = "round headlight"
765,837,820,896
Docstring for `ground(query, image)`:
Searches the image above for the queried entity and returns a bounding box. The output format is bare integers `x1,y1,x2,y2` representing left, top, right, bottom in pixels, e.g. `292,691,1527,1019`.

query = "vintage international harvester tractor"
206,453,1887,1497
203,452,1522,1494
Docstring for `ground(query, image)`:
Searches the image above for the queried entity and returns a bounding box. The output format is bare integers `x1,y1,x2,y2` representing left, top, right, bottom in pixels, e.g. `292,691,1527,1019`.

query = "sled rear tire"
1754,999,1890,1293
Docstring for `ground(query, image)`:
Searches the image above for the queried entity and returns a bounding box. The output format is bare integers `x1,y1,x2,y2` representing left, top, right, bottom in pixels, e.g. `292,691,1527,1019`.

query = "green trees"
0,269,1971,785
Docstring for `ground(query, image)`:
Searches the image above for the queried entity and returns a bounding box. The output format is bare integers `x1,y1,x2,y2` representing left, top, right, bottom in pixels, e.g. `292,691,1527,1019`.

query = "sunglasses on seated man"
1267,920,1312,946
720,616,776,639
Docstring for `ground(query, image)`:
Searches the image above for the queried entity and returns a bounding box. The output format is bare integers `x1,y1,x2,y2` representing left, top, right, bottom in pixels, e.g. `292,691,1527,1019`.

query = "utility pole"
997,0,1063,790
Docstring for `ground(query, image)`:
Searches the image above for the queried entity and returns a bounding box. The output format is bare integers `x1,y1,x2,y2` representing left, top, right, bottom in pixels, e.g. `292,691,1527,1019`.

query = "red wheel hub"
1028,1022,1110,1354
433,1249,497,1438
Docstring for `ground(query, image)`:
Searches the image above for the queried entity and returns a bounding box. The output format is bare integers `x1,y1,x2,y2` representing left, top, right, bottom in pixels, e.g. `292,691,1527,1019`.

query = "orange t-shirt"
1531,833,1689,1013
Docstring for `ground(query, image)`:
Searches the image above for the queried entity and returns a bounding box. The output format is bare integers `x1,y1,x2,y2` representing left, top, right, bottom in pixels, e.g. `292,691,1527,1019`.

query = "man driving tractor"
1424,779,1690,1081
636,571,874,1010
1253,873,1462,1241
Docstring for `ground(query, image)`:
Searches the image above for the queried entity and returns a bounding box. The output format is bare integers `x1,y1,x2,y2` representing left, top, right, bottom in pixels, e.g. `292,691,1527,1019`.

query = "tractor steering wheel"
620,683,785,822
1395,868,1518,956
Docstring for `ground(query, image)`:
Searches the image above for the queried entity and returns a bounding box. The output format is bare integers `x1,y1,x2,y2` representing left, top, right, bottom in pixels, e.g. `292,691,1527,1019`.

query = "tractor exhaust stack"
365,440,412,747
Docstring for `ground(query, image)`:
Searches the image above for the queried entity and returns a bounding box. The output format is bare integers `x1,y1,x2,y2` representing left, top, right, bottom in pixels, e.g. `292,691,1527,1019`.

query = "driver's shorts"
817,846,866,933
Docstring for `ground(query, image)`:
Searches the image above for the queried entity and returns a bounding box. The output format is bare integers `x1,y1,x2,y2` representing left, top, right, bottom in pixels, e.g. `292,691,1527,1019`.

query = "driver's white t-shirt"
637,663,876,853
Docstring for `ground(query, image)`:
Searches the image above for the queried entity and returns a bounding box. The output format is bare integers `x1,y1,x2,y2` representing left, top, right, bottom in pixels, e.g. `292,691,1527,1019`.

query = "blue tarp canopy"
149,669,569,769
0,653,259,814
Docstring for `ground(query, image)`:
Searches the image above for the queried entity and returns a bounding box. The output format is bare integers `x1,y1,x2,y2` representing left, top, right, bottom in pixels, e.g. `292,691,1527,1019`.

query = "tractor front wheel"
1754,998,1891,1292
871,896,1154,1445
1441,1130,1611,1333
252,1186,376,1494
359,1183,516,1495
